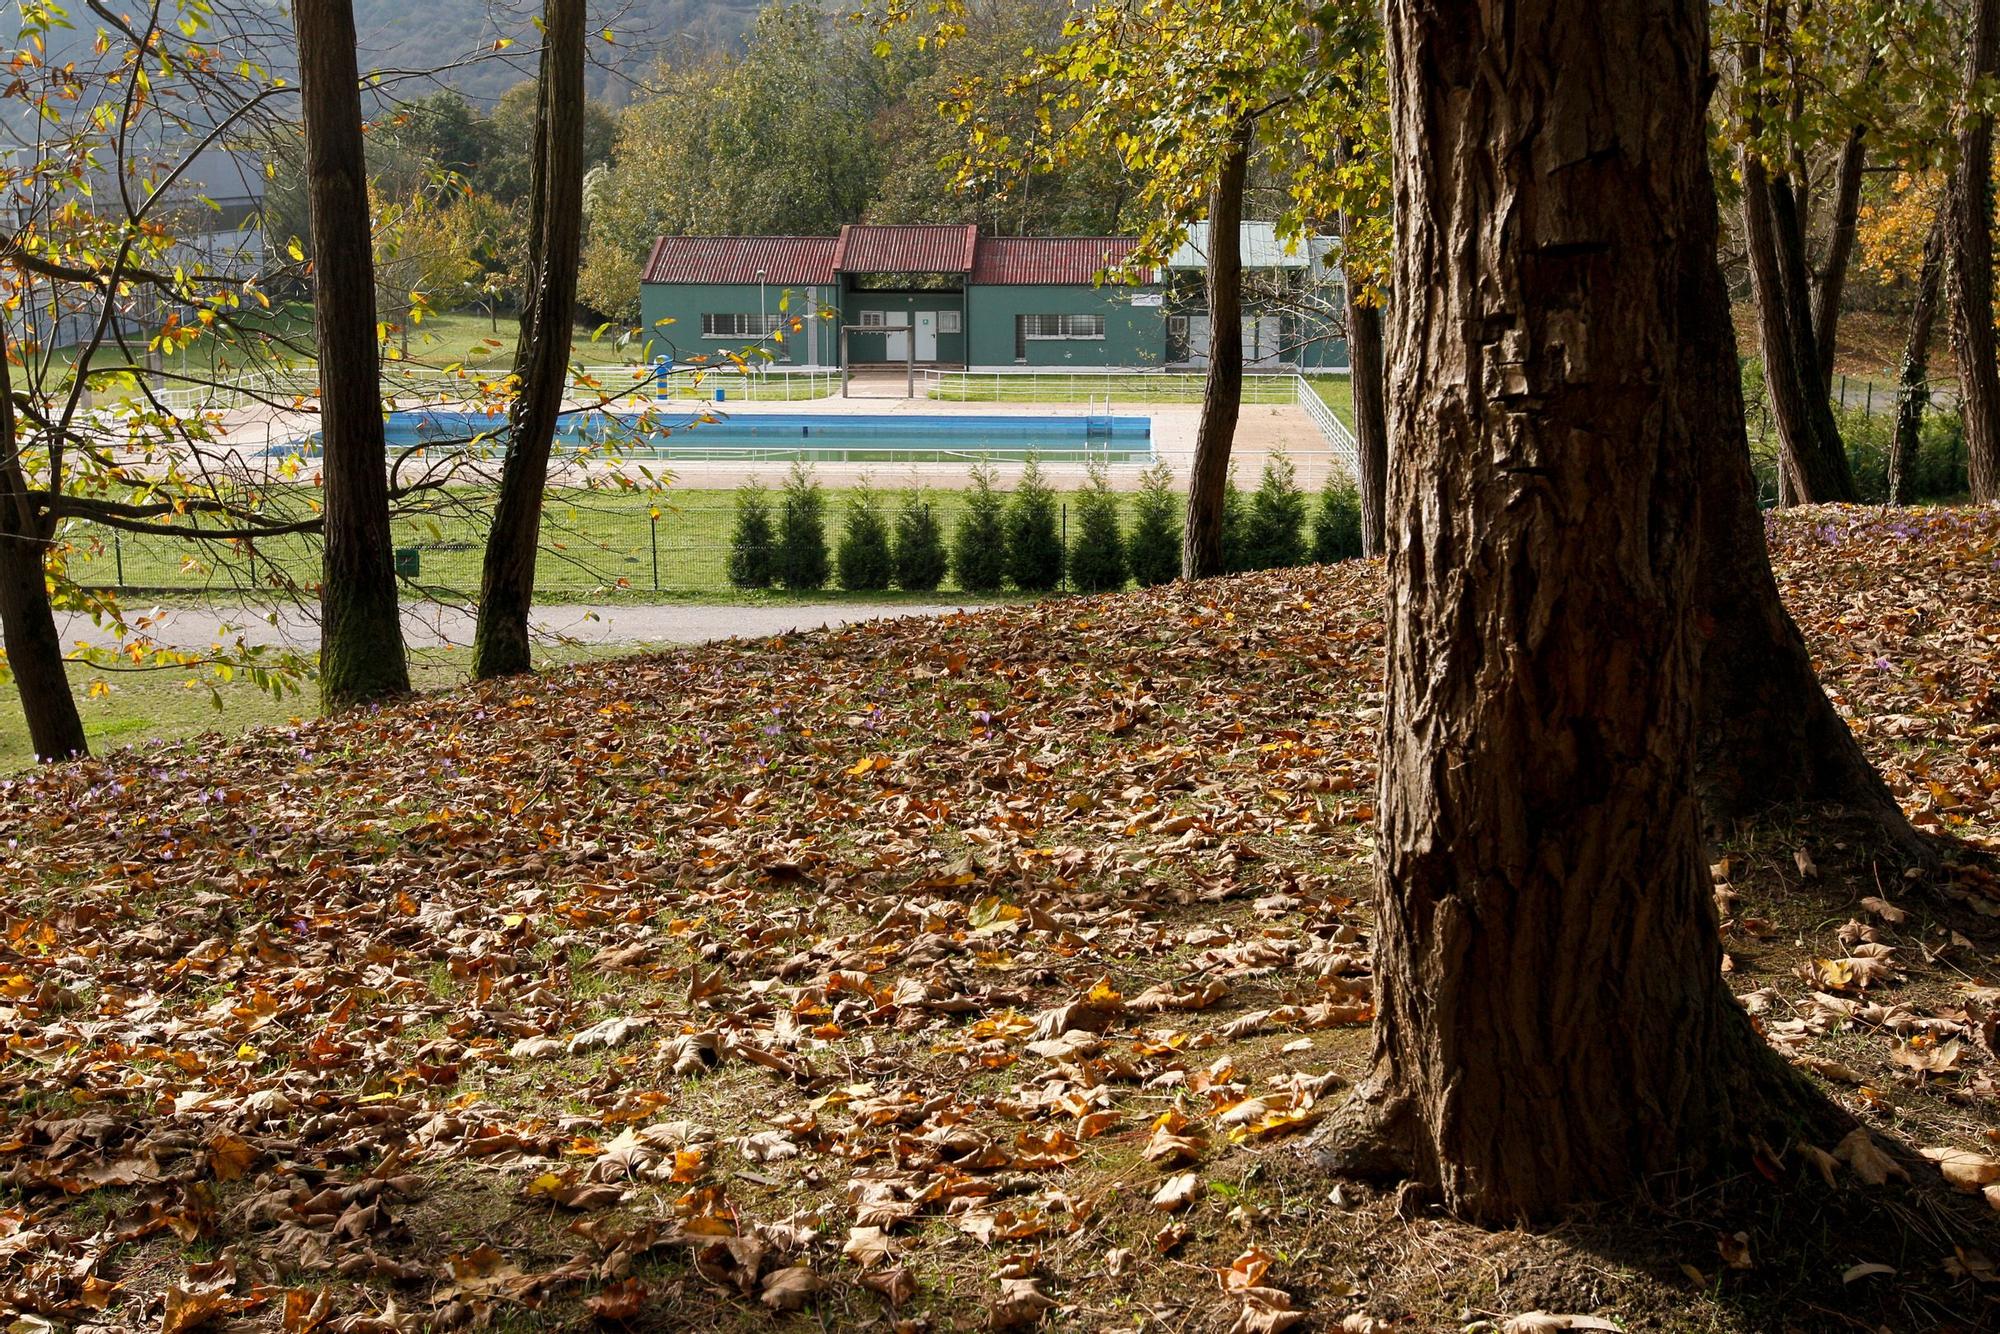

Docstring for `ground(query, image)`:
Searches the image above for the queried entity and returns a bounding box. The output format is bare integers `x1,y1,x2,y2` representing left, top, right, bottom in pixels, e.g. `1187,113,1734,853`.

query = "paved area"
56,600,974,653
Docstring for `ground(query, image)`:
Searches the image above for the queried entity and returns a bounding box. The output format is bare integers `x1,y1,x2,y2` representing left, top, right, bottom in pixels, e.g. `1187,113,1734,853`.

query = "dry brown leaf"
1921,1145,2000,1191
1835,1130,1909,1186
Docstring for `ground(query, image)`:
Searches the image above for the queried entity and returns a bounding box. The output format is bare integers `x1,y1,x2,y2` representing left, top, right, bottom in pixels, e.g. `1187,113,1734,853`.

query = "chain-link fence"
56,492,1100,598
1742,372,1966,504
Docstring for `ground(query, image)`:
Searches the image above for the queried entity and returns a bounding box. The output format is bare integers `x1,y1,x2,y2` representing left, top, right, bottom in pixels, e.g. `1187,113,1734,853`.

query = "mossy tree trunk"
294,0,410,709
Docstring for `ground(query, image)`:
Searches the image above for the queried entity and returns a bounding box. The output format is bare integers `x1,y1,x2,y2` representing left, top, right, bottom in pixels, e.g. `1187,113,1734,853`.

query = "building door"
915,311,938,362
885,320,910,362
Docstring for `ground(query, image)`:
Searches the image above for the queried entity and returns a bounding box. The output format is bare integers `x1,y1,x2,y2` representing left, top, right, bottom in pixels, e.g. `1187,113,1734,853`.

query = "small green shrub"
776,460,829,591
1241,452,1308,570
893,491,950,591
836,481,894,591
953,463,1009,593
727,482,776,588
1006,455,1065,592
1312,474,1364,563
1127,460,1182,587
1221,469,1250,573
1068,463,1127,593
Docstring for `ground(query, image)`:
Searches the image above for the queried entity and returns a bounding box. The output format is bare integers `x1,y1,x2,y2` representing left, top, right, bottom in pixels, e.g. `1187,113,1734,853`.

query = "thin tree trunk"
1813,120,1868,396
1949,0,2000,502
1742,158,1858,502
294,0,410,708
1888,219,1945,506
473,0,586,679
1327,0,1840,1221
1334,140,1389,558
0,322,86,761
1182,123,1250,580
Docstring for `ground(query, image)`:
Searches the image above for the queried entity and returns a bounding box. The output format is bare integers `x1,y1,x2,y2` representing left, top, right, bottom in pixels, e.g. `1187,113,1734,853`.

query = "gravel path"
56,600,975,652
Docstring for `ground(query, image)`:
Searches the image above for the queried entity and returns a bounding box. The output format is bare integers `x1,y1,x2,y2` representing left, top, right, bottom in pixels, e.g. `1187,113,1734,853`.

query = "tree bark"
1330,0,1839,1222
1742,158,1858,502
1949,0,2000,502
473,0,586,679
1347,297,1388,557
1813,120,1868,396
1333,136,1389,558
1888,218,1945,506
1182,123,1250,580
0,331,85,761
294,0,410,709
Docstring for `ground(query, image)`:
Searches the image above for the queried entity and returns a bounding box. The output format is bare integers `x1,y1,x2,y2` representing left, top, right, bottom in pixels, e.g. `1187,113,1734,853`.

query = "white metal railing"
1294,375,1360,481
123,363,844,416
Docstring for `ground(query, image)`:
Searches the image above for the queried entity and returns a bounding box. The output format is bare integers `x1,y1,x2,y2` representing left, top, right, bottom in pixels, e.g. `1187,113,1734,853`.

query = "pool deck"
208,381,1344,491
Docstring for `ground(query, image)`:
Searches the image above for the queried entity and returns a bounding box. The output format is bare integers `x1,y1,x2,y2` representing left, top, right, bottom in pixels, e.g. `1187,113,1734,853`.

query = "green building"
638,222,1346,373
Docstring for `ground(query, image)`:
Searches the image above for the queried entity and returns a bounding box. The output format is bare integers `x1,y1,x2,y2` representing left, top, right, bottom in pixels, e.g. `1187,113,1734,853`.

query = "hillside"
1,513,1998,1330
353,0,767,105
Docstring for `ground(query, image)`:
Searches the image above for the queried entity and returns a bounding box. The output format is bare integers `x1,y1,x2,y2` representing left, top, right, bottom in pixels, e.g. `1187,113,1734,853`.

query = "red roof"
643,227,1154,286
832,223,980,275
971,236,1152,285
642,235,837,286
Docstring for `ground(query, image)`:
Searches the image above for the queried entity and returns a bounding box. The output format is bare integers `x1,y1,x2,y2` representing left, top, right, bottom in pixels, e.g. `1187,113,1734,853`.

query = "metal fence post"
650,511,659,591
113,530,123,587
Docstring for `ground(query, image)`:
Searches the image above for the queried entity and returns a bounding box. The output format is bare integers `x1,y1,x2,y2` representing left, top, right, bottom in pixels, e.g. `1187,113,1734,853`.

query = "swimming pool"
272,410,1155,464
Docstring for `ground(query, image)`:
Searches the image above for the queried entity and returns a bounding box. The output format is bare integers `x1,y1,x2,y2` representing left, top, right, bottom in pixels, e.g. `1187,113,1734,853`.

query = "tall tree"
295,0,411,707
1183,126,1249,580
1327,0,1836,1219
1949,0,2000,502
1338,188,1389,557
1741,155,1857,501
1888,217,1946,505
473,0,588,679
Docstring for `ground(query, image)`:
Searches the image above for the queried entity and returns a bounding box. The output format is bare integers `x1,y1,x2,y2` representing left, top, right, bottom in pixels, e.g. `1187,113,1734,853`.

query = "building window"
859,310,889,328
1017,313,1105,341
701,313,784,339
938,310,962,334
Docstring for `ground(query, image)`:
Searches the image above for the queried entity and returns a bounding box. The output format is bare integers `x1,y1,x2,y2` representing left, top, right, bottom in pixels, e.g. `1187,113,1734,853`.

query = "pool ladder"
1085,393,1113,444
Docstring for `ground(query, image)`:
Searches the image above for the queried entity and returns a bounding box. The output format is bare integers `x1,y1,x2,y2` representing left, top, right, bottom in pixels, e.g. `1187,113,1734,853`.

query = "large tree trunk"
1742,158,1858,502
0,344,85,762
1329,0,1837,1222
1813,120,1868,396
1949,0,2000,502
294,0,410,708
472,0,586,680
1888,218,1946,506
1182,124,1250,580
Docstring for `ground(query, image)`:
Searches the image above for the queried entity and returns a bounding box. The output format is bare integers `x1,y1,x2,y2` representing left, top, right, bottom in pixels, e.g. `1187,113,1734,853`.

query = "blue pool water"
273,410,1154,464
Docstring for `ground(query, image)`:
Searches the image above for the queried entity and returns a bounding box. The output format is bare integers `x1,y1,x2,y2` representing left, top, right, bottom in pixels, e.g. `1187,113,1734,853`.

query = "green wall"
965,284,1166,368
640,277,1179,369
639,281,839,368
840,289,967,365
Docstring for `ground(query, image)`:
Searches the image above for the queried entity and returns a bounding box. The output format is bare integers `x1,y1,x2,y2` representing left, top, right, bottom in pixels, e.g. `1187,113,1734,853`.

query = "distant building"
8,145,267,351
638,222,1346,372
1165,222,1345,370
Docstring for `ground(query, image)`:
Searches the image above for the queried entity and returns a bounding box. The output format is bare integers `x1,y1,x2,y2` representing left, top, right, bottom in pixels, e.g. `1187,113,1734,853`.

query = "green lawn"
0,644,635,772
